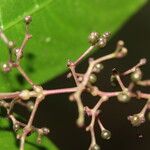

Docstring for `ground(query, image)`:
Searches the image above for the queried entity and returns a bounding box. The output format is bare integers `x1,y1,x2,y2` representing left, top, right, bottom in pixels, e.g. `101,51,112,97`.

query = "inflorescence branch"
0,16,149,150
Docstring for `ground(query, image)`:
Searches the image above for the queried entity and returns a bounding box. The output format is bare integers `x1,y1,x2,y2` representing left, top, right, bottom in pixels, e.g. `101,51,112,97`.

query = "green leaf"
0,0,146,91
0,117,58,150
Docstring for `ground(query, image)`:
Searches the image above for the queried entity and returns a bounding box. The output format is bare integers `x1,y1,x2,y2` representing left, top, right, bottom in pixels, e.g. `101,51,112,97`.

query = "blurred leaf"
0,0,146,91
0,117,58,150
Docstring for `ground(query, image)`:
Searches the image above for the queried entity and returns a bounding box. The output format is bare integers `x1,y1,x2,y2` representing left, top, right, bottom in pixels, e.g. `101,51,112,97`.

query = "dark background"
33,2,150,150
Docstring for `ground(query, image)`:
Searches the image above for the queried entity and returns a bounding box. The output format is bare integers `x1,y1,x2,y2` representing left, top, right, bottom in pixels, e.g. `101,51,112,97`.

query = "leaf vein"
3,0,53,31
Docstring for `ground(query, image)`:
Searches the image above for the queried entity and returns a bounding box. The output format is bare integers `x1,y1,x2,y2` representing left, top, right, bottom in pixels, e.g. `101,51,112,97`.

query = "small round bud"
27,101,34,111
131,69,142,82
33,86,45,99
117,91,131,103
24,16,32,24
33,85,43,93
97,37,106,48
89,74,97,84
128,114,144,127
88,32,100,45
14,48,20,54
93,63,104,73
13,123,20,132
91,144,101,150
69,94,75,101
8,41,14,48
102,32,111,40
41,127,50,135
2,64,11,72
96,63,104,70
110,75,118,87
101,129,111,140
121,47,128,55
116,47,128,58
117,40,124,49
19,90,30,100
121,48,128,55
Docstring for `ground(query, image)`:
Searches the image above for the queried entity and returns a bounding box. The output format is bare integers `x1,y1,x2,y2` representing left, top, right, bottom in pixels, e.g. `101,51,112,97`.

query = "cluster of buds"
88,31,111,47
67,31,149,150
0,16,150,150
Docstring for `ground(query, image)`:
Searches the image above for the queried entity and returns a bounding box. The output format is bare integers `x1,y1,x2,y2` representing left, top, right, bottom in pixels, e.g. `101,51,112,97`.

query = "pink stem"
44,87,77,96
0,92,20,99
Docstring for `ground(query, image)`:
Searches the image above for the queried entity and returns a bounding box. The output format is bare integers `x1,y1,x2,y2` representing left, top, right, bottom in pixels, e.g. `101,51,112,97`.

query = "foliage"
0,0,146,91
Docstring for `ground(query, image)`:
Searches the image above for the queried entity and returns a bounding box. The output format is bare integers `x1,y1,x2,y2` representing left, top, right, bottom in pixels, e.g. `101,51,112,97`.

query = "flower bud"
89,74,97,84
24,16,32,24
13,123,20,132
93,63,104,73
91,144,101,150
117,91,131,103
102,32,111,40
128,114,145,127
131,68,142,82
88,32,100,45
41,127,50,135
101,129,111,140
19,90,30,100
97,37,106,48
27,101,34,111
